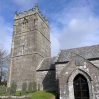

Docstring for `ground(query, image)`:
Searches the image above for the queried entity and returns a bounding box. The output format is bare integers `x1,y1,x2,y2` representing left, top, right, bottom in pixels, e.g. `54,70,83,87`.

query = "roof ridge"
44,56,56,59
61,44,99,51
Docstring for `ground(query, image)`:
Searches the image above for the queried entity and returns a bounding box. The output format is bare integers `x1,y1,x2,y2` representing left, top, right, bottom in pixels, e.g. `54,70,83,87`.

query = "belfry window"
73,74,89,99
34,18,38,26
22,17,28,29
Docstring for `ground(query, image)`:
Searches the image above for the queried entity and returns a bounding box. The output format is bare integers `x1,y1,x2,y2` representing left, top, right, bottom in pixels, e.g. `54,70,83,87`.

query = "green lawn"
29,91,55,99
14,91,56,99
0,91,56,99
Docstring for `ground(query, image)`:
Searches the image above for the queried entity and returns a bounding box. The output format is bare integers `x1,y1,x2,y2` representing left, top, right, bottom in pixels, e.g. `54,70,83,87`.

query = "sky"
0,0,99,56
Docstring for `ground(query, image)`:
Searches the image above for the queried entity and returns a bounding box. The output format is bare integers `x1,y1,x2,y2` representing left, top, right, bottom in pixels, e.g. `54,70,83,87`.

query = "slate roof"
37,44,99,71
57,44,99,62
36,57,56,71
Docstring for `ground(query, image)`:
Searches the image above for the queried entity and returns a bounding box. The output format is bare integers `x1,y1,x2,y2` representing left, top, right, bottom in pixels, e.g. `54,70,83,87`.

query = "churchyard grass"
0,90,55,99
29,91,55,99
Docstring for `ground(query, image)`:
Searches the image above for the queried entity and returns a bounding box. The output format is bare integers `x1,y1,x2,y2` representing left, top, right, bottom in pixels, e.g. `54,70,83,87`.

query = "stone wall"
55,63,68,79
37,70,56,91
0,96,31,99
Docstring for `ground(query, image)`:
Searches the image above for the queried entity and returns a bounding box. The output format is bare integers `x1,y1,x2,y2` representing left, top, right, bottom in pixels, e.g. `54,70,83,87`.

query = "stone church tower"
7,4,51,90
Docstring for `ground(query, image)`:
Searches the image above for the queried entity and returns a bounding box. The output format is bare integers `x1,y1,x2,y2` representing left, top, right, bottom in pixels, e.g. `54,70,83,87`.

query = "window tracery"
22,17,28,32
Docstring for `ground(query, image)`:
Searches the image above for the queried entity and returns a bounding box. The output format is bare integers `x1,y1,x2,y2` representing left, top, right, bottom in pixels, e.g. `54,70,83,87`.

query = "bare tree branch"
0,44,9,83
0,45,9,68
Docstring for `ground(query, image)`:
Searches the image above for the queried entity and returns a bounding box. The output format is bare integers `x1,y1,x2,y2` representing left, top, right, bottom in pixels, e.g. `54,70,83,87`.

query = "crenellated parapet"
14,4,49,25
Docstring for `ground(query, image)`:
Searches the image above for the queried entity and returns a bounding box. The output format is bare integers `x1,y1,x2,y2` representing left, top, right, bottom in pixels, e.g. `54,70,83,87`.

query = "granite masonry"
8,4,99,99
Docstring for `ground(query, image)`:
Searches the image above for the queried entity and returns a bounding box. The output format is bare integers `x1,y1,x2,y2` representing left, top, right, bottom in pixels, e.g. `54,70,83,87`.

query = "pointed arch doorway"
73,74,89,99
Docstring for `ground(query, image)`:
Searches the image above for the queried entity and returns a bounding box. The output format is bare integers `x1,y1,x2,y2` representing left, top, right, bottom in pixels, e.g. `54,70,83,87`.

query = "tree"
0,45,9,83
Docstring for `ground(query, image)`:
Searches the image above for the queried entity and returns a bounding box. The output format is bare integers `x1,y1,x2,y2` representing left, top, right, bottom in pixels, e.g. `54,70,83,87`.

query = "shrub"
21,82,27,95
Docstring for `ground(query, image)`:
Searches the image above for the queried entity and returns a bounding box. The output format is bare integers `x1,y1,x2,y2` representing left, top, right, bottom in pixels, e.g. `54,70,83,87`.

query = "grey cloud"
0,16,12,53
50,3,99,56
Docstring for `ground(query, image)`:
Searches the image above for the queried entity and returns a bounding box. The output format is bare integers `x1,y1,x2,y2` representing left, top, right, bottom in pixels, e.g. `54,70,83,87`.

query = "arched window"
34,18,38,26
73,74,89,99
22,17,28,32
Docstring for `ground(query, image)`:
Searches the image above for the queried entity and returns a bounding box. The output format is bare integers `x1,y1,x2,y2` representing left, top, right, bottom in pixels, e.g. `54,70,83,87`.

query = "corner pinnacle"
35,3,39,11
35,3,38,8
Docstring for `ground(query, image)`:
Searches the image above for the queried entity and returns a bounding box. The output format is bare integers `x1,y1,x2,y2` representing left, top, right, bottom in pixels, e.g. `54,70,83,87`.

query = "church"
7,4,99,99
